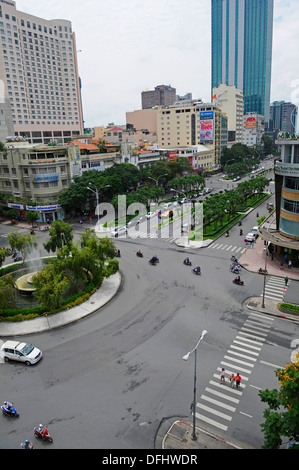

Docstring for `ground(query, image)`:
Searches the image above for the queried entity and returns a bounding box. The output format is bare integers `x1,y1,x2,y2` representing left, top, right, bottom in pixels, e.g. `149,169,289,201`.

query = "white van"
251,226,258,234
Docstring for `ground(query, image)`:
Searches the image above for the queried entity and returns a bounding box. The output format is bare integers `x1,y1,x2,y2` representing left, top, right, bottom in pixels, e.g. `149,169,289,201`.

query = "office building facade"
211,0,273,125
141,85,176,110
269,101,298,136
212,83,244,145
0,0,84,144
156,100,226,166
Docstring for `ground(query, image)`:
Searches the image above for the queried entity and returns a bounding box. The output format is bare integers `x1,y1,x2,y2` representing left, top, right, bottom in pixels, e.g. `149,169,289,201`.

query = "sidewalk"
155,418,254,450
239,236,299,281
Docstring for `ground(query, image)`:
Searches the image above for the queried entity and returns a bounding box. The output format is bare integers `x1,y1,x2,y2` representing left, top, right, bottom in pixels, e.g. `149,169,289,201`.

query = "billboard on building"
200,111,214,144
245,114,257,128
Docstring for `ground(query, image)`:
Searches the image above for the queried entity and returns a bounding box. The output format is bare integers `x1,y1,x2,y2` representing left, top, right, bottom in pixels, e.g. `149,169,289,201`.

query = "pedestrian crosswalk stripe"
248,312,274,324
233,339,262,351
229,344,259,356
224,355,255,368
195,412,228,431
244,321,270,332
235,335,264,347
205,387,240,403
221,361,252,375
226,245,232,250
200,395,237,412
238,330,266,341
196,403,232,421
227,350,257,362
241,326,268,337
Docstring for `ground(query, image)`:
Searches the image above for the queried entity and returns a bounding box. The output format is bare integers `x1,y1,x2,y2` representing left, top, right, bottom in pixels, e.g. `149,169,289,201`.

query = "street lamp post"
148,173,167,187
261,244,269,308
183,329,208,440
87,184,110,223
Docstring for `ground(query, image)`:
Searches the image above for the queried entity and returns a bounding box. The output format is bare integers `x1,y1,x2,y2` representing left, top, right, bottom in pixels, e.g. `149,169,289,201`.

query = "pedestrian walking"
220,368,226,384
229,373,236,388
288,260,292,269
251,242,254,249
285,276,289,287
235,373,241,389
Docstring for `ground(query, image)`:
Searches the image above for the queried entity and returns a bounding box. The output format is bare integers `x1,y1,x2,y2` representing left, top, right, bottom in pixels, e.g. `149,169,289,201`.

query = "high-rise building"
269,101,298,136
141,85,176,110
212,84,244,146
211,0,273,126
0,0,84,144
156,100,226,166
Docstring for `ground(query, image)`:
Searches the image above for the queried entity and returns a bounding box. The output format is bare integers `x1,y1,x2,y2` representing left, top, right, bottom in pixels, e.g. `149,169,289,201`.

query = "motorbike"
34,427,53,443
225,231,229,237
233,277,244,286
136,251,143,258
1,404,19,418
115,250,121,258
192,268,201,275
14,255,22,262
239,230,243,236
183,259,192,266
149,257,159,265
30,230,35,235
230,266,240,274
258,268,268,274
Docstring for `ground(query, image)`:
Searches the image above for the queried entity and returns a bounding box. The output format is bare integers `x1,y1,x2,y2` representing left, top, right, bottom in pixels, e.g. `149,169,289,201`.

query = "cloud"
15,0,299,127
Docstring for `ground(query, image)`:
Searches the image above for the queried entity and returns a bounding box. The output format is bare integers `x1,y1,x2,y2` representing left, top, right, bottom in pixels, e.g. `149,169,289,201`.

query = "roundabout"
0,271,121,336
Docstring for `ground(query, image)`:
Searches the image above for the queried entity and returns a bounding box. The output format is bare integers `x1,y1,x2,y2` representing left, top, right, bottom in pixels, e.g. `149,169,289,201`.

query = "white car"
1,340,42,366
245,232,255,242
110,226,127,237
146,212,156,219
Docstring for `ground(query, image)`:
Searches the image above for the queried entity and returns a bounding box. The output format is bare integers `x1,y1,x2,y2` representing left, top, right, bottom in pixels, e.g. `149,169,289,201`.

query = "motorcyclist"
240,229,243,236
116,249,120,256
194,265,201,273
237,275,241,282
23,440,33,449
37,424,48,439
3,401,12,413
185,257,190,264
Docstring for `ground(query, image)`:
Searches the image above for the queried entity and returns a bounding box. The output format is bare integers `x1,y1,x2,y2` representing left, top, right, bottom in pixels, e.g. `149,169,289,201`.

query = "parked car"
146,212,156,219
110,226,127,237
1,340,42,366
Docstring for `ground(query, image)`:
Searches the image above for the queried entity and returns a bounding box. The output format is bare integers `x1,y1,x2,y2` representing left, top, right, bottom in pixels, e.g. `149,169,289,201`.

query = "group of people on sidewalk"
220,368,241,389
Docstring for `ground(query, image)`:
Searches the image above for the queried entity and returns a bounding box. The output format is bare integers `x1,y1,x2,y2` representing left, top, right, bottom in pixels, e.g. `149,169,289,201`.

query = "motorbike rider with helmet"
3,401,12,413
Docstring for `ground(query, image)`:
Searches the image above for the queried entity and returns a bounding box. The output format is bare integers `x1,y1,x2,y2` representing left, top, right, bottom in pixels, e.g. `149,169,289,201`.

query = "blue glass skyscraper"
211,0,273,125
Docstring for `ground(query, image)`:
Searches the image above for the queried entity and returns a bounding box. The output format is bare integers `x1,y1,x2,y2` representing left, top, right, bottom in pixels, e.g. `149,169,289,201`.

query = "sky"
16,0,299,129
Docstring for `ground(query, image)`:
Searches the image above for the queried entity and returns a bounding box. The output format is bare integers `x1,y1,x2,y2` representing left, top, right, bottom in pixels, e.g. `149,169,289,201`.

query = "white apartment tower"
0,0,84,144
212,84,244,146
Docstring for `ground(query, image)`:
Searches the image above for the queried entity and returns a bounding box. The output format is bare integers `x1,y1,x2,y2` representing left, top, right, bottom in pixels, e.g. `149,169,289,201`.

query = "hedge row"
280,303,299,314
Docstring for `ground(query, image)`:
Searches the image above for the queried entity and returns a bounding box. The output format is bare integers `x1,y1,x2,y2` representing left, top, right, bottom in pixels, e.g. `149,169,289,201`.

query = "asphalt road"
0,160,298,450
0,223,298,449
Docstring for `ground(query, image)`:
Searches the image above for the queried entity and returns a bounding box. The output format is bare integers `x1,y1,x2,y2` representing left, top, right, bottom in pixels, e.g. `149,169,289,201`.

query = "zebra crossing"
261,275,290,301
209,242,246,254
127,229,178,244
194,312,275,432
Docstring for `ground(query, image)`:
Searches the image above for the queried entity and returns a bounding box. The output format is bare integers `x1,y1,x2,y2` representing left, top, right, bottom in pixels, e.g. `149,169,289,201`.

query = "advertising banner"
200,111,214,144
245,114,257,128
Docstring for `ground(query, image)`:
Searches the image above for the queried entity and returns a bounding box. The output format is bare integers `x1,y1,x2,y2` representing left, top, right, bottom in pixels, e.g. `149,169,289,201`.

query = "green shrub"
280,303,299,313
